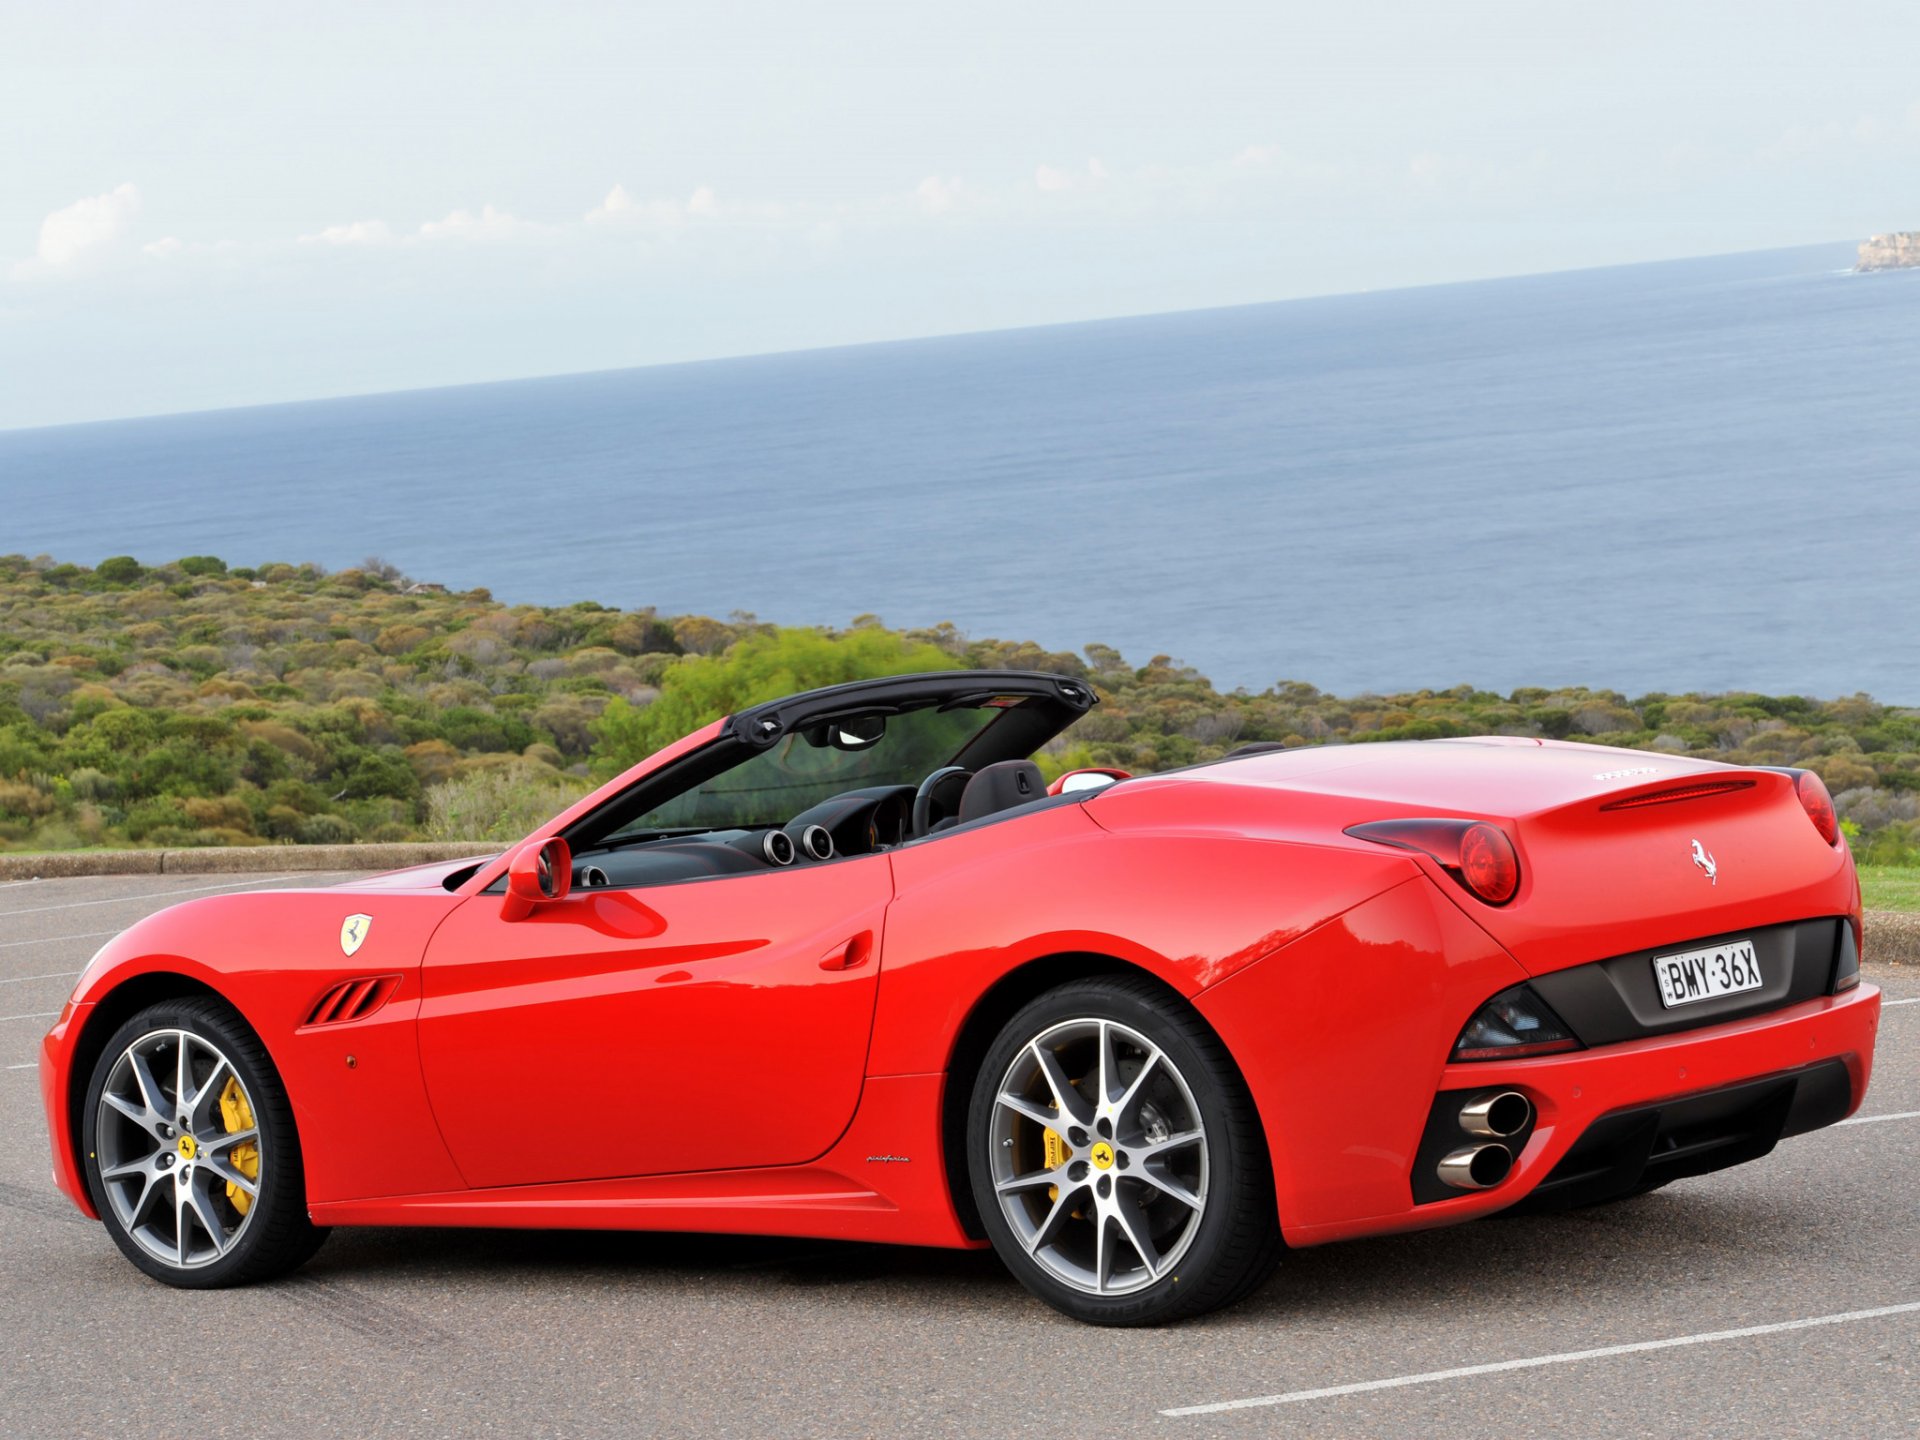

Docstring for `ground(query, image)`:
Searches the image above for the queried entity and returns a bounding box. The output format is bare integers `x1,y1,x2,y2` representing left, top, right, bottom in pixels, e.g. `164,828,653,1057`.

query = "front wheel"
81,997,328,1287
966,976,1281,1325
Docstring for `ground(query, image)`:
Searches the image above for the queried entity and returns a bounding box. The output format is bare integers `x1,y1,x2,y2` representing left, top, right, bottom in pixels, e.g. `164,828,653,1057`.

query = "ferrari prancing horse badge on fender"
340,914,373,957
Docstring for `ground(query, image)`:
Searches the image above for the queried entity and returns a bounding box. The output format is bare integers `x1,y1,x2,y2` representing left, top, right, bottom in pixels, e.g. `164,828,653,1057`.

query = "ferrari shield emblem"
339,914,373,957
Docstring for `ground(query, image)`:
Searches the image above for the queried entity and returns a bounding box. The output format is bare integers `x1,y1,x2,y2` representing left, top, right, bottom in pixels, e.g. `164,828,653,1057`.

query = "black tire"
966,975,1281,1325
81,996,328,1288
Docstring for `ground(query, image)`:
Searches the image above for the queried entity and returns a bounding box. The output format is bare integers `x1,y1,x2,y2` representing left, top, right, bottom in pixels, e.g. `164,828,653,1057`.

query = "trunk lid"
1114,739,1856,976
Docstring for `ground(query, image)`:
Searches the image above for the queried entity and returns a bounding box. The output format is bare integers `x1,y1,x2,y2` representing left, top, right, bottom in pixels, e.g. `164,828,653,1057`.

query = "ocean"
2,242,1917,700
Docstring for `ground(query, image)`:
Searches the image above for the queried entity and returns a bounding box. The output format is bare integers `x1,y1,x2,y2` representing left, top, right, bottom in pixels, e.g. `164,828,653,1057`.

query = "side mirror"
1049,767,1131,797
502,836,572,921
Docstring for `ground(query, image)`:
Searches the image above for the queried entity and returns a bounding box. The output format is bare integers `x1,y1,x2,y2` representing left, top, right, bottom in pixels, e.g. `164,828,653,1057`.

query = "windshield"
610,700,1019,835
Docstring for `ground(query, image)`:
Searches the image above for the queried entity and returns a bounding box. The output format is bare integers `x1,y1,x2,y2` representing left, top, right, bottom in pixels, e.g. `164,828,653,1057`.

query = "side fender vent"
303,975,402,1027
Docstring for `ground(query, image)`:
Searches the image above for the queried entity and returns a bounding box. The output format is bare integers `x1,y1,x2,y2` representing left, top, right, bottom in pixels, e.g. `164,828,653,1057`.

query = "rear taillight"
1794,770,1840,846
1346,818,1522,905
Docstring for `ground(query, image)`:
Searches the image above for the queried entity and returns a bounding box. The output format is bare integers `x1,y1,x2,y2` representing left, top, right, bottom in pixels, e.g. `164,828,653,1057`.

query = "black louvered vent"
303,975,401,1027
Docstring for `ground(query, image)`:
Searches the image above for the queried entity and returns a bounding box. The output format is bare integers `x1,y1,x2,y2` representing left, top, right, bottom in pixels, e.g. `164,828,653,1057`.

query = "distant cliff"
1858,232,1920,271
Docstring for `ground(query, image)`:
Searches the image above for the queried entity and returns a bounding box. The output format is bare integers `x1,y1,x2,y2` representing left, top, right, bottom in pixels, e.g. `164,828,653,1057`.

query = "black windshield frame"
559,670,1095,852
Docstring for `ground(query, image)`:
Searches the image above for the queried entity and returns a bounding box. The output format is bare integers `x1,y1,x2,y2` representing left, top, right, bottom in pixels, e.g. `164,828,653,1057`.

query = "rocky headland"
1857,232,1920,271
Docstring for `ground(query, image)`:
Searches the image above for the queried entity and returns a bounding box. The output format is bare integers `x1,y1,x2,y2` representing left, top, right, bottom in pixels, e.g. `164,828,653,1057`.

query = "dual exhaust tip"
1437,1090,1532,1191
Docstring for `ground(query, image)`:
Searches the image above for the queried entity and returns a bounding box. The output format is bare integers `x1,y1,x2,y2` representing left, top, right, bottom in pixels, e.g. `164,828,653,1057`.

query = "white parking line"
6,1062,34,1071
0,1011,58,1024
1838,1110,1920,1127
0,972,82,988
1883,997,1918,1008
1161,1302,1920,1416
0,872,338,918
0,929,120,952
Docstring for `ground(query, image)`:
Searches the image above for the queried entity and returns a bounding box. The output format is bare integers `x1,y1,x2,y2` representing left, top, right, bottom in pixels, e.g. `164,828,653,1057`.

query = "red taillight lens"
1345,818,1522,905
1457,823,1520,904
1795,770,1840,846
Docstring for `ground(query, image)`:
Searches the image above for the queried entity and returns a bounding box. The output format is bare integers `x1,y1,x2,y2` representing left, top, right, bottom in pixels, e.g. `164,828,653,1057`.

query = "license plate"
1652,939,1763,1009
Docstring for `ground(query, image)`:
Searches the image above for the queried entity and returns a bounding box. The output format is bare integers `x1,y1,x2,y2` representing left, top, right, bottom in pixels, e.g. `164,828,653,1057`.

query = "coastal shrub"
0,553,1916,852
421,763,586,842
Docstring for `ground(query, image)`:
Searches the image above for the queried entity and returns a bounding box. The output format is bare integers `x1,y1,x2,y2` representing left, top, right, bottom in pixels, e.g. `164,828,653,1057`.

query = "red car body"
40,677,1881,1261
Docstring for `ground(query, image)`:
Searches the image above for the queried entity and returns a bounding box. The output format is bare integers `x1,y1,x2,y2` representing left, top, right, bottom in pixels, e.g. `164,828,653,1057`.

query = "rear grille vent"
1600,779,1754,811
303,975,401,1027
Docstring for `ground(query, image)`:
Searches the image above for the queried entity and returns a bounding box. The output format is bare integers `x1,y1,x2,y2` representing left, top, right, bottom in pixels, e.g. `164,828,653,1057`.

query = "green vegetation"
1860,867,1920,912
2,552,1918,867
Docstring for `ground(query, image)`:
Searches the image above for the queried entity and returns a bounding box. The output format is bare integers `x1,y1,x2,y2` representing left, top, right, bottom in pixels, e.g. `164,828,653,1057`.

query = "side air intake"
303,975,402,1027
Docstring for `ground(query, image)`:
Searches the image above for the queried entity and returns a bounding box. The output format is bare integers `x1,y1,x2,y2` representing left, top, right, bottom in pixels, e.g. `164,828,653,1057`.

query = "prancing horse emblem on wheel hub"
339,914,373,957
1089,1141,1116,1170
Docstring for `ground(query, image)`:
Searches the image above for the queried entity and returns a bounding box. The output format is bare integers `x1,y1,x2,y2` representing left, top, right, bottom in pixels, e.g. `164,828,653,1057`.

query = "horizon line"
0,235,1860,439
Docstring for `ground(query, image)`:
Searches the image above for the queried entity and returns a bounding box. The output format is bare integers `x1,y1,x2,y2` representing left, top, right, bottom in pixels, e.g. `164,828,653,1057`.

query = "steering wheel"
910,766,971,839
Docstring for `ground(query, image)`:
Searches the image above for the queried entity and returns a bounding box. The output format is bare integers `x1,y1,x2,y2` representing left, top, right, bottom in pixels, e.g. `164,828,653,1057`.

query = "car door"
416,852,892,1189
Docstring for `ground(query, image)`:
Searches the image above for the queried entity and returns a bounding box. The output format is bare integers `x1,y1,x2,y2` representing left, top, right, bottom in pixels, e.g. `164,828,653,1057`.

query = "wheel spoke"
1112,1051,1162,1124
128,1172,167,1229
102,1090,154,1130
173,1185,192,1264
203,1153,258,1197
200,1126,258,1155
1024,1183,1085,1256
128,1050,168,1121
995,1088,1063,1132
1128,1164,1204,1211
1110,1192,1164,1278
1030,1043,1093,1127
995,1163,1071,1196
1131,1128,1204,1165
183,1057,231,1131
1095,1022,1117,1108
185,1176,228,1254
100,1154,155,1183
174,1035,190,1124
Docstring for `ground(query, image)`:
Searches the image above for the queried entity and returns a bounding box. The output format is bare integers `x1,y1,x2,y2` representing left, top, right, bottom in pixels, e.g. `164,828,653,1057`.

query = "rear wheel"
81,997,327,1287
966,976,1281,1325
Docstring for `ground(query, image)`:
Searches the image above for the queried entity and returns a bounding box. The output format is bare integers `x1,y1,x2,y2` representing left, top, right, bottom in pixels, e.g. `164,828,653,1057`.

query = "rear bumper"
38,1000,97,1221
1283,982,1880,1246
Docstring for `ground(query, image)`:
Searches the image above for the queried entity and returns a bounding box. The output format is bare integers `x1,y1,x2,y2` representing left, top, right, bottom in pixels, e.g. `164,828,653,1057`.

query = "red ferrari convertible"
39,670,1880,1324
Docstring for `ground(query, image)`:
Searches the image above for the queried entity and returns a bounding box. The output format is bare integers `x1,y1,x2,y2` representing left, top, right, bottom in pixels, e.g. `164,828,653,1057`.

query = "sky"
2,1,1917,430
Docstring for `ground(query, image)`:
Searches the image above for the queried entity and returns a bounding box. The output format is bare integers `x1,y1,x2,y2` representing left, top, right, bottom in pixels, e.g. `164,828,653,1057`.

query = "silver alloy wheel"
95,1028,261,1270
988,1016,1209,1296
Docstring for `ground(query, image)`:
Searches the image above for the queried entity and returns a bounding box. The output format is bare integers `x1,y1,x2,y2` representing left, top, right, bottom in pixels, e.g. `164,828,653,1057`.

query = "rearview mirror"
502,836,572,920
806,714,886,750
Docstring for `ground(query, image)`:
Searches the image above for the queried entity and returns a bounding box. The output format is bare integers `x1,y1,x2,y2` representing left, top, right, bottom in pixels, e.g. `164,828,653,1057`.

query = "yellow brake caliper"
1043,1125,1070,1203
218,1076,260,1215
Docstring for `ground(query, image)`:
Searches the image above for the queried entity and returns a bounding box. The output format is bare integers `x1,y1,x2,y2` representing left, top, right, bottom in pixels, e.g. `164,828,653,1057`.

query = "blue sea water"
2,242,1917,701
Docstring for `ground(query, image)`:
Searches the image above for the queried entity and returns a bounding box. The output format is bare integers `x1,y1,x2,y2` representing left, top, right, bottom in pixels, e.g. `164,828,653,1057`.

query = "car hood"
338,854,498,892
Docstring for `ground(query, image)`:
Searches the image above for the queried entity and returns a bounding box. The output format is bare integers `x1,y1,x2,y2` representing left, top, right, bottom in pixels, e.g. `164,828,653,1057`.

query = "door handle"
818,936,872,972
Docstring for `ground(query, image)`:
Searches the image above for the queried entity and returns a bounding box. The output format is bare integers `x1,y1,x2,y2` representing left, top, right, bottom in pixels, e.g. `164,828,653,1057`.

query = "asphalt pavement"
0,873,1914,1439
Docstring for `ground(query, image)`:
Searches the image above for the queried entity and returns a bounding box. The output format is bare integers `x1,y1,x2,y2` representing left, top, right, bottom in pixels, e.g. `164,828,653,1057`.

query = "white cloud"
417,204,532,242
13,182,141,278
915,174,967,214
300,219,397,247
587,182,709,228
1035,159,1108,193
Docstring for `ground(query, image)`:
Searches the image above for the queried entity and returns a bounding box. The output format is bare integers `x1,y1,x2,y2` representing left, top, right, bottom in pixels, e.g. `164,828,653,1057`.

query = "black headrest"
958,760,1047,824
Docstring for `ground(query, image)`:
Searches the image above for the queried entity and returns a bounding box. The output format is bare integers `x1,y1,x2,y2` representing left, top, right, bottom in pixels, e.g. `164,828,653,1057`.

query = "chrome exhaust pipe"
1459,1090,1532,1139
1437,1143,1513,1191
